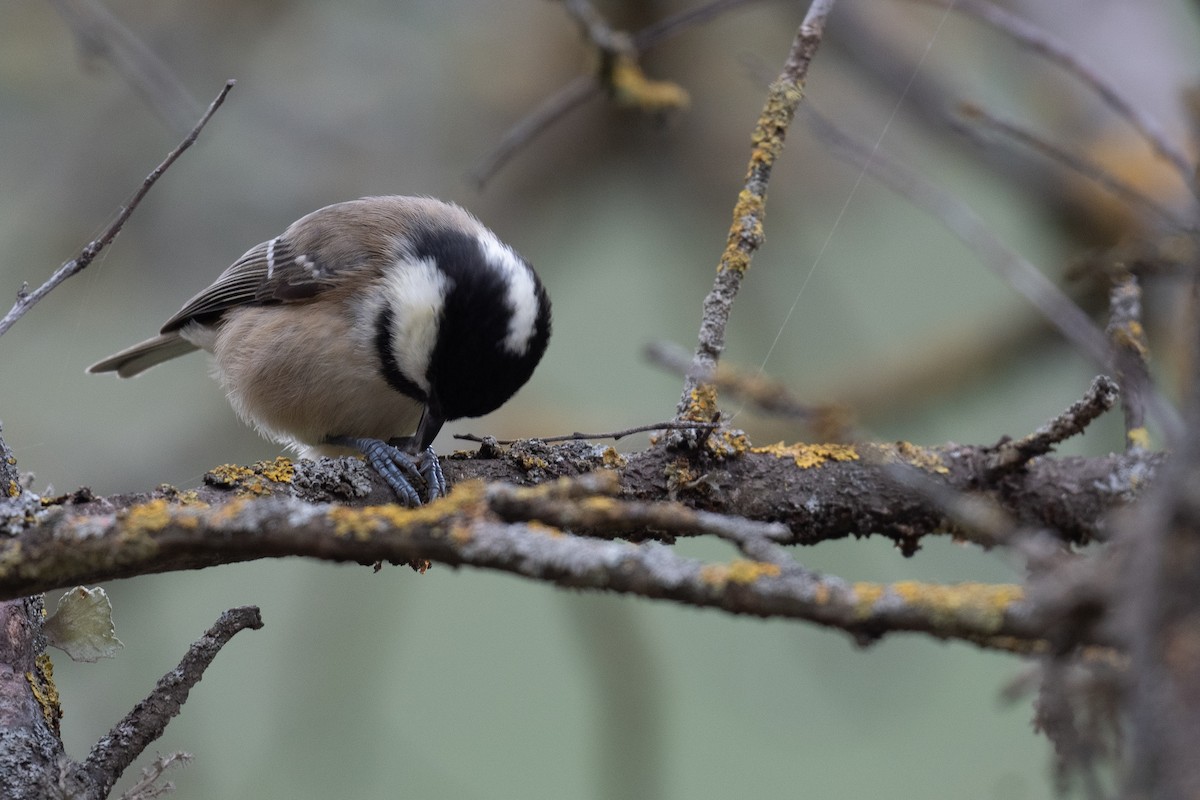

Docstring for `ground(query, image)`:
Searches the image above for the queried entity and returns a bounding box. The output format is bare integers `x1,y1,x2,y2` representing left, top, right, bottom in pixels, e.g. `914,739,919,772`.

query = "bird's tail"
87,332,199,378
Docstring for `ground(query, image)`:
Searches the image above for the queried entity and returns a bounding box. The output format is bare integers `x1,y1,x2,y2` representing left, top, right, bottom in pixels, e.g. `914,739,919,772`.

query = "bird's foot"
328,437,445,506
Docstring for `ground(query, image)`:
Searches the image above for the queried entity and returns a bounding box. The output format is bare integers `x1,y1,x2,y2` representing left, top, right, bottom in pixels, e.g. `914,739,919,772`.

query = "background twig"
0,79,235,339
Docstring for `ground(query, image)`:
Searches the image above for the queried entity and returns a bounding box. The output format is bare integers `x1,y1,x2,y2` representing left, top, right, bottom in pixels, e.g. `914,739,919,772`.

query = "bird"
88,195,551,505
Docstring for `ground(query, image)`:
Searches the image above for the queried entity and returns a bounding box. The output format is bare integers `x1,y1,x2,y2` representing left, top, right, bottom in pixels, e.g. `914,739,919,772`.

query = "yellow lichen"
748,80,803,168
599,447,626,470
176,490,206,506
664,458,702,496
1111,319,1149,357
516,454,550,472
207,464,255,485
257,456,296,484
27,653,61,733
682,384,719,423
706,428,752,459
122,498,178,538
327,481,487,540
701,559,782,587
853,581,1025,633
207,458,294,496
752,442,859,469
609,53,690,112
1127,426,1151,450
727,560,782,583
6,480,18,498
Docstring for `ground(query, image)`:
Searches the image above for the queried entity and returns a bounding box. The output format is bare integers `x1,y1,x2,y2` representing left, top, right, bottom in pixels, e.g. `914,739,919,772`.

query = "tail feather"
87,333,199,378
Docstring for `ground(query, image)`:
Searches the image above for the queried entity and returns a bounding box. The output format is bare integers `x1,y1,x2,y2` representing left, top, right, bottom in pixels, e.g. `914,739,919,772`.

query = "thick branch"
0,441,1162,650
1,484,1038,649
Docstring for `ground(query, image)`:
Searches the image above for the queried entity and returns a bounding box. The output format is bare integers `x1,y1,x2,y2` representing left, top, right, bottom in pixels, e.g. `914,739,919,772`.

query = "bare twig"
119,752,192,800
648,340,852,437
560,0,626,52
912,0,1200,203
49,0,202,136
79,607,261,799
675,0,838,429
805,108,1184,443
987,376,1120,476
453,420,717,445
486,478,794,551
0,79,235,339
632,0,766,50
468,76,598,188
959,102,1195,233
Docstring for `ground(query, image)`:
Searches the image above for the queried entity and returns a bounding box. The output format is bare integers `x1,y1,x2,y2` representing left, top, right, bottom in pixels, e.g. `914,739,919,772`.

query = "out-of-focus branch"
805,108,1184,443
959,102,1195,234
910,0,1200,204
0,80,235,339
647,340,852,438
675,0,839,431
49,0,202,135
468,76,596,188
475,0,739,186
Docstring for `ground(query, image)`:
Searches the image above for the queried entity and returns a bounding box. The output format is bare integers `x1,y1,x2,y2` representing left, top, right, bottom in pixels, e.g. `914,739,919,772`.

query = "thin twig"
469,76,599,188
648,340,851,437
880,459,1021,547
454,420,718,445
911,0,1200,203
80,606,262,798
486,480,795,549
633,0,767,50
959,101,1195,233
675,0,839,430
560,0,626,52
805,108,1184,443
119,752,192,800
0,79,235,339
987,375,1120,476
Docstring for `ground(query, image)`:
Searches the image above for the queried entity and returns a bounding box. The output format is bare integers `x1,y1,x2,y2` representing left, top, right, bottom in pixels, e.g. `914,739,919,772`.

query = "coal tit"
89,196,552,505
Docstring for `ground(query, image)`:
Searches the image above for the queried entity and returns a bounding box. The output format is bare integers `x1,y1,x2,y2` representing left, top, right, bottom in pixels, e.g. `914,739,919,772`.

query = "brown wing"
159,235,335,333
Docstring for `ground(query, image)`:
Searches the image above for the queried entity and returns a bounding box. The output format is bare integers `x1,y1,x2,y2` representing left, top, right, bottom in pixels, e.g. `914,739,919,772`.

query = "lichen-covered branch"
676,0,837,426
0,439,1164,650
0,480,1040,650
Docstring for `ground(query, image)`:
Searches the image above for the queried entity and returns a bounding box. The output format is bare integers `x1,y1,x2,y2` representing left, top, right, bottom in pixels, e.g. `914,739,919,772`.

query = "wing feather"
159,237,333,333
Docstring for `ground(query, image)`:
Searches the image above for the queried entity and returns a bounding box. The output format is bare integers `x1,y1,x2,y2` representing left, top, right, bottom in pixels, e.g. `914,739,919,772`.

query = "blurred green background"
2,0,1197,797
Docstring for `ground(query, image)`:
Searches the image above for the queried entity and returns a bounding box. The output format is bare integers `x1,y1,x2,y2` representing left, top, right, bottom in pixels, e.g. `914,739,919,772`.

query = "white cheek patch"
478,230,541,355
382,257,450,393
